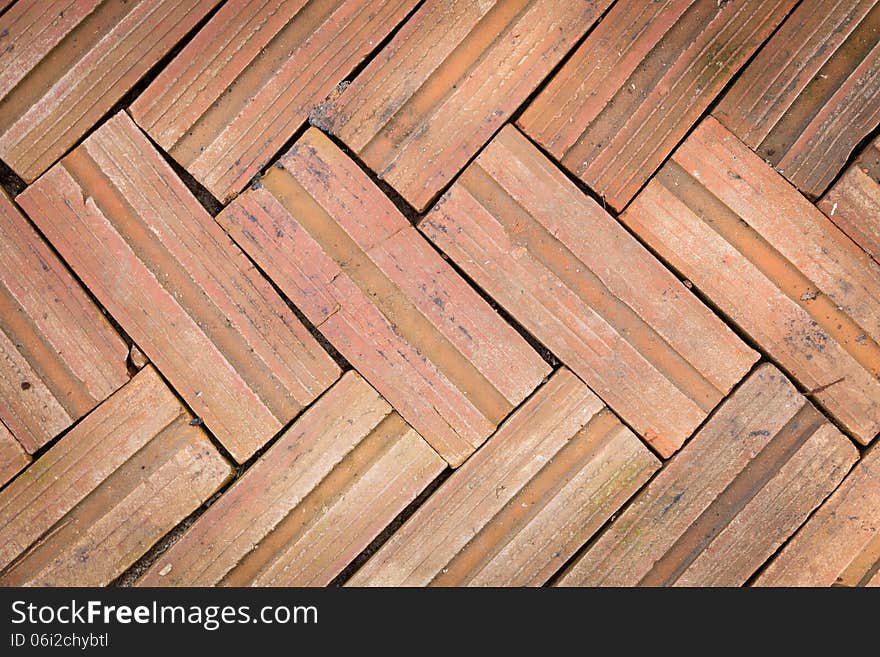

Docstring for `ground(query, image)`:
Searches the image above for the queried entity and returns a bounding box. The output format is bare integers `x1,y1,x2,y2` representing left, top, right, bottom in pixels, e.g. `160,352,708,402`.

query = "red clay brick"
139,371,445,586
217,128,550,466
819,137,880,263
0,365,231,585
320,0,611,211
756,441,880,586
0,422,28,488
349,369,659,587
559,364,858,587
714,0,880,199
0,0,219,182
0,189,128,453
623,117,880,445
518,0,794,211
130,0,417,203
17,112,340,463
422,126,757,457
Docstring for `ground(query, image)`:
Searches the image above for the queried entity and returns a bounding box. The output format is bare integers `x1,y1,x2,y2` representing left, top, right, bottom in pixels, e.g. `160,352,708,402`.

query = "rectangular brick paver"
139,371,445,587
623,117,880,445
318,0,612,211
0,0,220,182
0,365,231,586
217,127,550,466
348,368,660,587
423,126,757,457
130,0,418,203
819,136,880,264
0,422,28,488
17,112,340,462
714,0,880,199
1,189,129,453
755,442,880,587
518,0,794,211
559,364,858,587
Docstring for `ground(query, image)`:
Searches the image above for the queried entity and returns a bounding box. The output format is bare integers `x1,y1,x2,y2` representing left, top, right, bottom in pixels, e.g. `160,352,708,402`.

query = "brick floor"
2,1,879,588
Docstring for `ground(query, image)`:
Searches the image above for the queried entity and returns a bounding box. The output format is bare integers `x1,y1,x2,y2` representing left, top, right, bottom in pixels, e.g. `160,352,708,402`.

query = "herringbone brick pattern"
1,0,878,587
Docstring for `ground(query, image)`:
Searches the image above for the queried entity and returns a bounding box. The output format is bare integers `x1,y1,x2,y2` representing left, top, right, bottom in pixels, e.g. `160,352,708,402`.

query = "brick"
0,422,28,488
518,0,794,211
0,0,219,182
139,371,444,586
622,117,880,445
0,189,128,453
0,366,231,585
348,369,658,587
217,128,550,466
755,442,880,586
559,364,858,587
130,0,418,203
714,0,880,199
422,126,757,457
17,112,340,462
819,137,880,263
320,0,611,211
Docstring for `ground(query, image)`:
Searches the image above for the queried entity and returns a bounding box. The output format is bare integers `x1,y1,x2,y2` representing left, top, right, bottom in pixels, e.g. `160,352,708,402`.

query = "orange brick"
139,371,445,586
518,0,794,211
623,117,880,445
130,0,418,203
756,442,880,586
819,137,880,263
0,0,219,182
559,364,858,587
0,422,28,487
348,368,660,586
0,366,231,585
320,0,611,211
714,0,880,198
217,128,550,466
422,126,757,457
348,369,659,586
0,189,128,453
17,112,340,462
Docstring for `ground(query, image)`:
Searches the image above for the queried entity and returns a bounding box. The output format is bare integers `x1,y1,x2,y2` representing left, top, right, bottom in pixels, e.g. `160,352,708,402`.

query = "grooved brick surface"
422,126,757,457
17,112,340,463
518,0,795,211
559,364,858,587
0,188,129,453
0,366,231,586
623,117,880,445
714,0,880,199
0,422,28,488
320,0,612,211
131,0,418,203
139,371,445,587
217,127,550,467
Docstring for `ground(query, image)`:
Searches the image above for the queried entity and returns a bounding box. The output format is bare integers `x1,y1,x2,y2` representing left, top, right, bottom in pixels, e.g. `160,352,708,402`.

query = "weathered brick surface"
518,0,795,211
422,126,757,457
217,128,550,466
0,189,128,453
623,117,880,445
349,369,658,586
559,364,858,587
0,366,231,585
131,0,418,203
819,137,880,263
755,442,880,587
320,0,612,211
714,0,880,198
0,422,28,488
17,112,340,462
139,371,445,587
0,0,219,182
